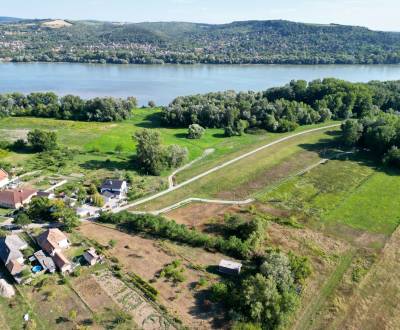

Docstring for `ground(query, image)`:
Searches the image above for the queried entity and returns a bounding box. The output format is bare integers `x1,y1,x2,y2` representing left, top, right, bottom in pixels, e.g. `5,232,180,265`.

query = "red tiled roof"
0,189,37,207
0,169,9,181
53,251,70,270
37,229,68,254
6,260,24,275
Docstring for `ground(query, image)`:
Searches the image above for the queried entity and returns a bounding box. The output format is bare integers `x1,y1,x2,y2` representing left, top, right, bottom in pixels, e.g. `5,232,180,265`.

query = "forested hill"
1,19,400,64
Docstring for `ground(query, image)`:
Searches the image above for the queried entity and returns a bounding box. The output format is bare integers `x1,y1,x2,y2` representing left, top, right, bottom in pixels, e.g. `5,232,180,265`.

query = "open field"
334,226,400,330
258,152,400,245
134,126,340,211
78,222,229,329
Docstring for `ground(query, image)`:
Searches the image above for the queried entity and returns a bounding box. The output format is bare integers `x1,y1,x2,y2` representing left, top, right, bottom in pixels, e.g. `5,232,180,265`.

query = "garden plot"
78,223,228,329
94,271,175,330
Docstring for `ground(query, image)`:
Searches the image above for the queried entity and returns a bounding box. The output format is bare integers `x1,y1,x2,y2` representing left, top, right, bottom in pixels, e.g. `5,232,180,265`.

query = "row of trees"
341,112,400,166
98,211,266,259
0,92,137,122
162,79,400,134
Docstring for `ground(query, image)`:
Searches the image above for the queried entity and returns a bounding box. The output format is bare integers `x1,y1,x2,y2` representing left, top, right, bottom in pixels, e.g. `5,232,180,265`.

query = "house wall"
0,178,8,188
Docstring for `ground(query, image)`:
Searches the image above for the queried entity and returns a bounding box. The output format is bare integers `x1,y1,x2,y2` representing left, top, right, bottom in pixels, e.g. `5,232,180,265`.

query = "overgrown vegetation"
98,211,265,259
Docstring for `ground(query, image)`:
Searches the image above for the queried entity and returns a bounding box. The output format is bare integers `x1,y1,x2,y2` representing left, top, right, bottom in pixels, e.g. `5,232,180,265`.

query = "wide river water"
1,62,400,106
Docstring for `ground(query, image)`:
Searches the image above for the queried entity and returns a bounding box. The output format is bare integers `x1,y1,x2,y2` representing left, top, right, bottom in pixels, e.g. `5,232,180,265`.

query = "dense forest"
0,92,137,122
163,78,400,163
2,19,400,64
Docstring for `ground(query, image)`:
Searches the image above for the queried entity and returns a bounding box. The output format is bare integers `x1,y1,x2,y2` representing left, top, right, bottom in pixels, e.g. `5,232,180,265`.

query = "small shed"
83,248,100,266
219,259,242,275
33,250,56,273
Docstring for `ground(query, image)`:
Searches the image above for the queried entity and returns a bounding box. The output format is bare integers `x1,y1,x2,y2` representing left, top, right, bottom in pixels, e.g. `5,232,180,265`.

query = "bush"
188,124,205,139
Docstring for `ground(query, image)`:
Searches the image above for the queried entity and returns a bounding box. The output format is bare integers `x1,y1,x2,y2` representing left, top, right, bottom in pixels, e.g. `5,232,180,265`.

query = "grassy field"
258,152,400,242
134,126,340,211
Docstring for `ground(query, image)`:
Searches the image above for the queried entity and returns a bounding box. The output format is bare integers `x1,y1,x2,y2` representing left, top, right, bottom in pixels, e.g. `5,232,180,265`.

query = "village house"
83,247,100,266
36,229,72,273
218,259,242,276
0,188,38,209
0,169,9,189
100,179,128,199
76,204,100,218
0,235,28,283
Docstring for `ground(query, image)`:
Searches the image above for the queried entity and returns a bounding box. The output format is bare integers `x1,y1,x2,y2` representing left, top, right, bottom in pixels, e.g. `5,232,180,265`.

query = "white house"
100,179,128,199
76,205,100,218
0,169,9,189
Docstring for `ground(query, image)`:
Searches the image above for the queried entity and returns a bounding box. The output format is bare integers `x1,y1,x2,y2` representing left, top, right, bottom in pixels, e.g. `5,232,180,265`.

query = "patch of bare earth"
78,223,227,329
336,227,400,330
165,203,243,230
41,19,72,28
73,275,119,313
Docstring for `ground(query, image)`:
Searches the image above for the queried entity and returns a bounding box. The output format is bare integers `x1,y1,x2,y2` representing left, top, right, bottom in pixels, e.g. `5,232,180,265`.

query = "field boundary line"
293,249,356,330
115,123,340,213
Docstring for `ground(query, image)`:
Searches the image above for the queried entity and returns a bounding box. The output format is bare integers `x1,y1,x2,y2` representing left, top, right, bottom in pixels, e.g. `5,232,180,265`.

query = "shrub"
188,124,205,139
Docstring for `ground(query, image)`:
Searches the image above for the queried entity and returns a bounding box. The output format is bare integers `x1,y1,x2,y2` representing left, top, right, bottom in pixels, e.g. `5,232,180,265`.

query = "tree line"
162,79,400,135
0,92,137,122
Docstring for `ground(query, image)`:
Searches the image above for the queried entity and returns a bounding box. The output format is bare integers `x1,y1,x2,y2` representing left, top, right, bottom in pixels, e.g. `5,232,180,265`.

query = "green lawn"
258,152,400,236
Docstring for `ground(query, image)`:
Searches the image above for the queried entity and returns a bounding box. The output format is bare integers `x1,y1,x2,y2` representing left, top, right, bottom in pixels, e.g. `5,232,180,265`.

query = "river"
1,62,400,106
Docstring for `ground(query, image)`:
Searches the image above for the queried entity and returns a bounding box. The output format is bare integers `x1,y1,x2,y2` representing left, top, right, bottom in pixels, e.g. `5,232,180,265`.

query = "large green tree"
27,129,58,152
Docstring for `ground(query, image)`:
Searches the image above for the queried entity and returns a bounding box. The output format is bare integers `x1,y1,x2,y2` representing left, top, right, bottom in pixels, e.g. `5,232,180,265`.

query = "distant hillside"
1,19,400,64
0,16,23,23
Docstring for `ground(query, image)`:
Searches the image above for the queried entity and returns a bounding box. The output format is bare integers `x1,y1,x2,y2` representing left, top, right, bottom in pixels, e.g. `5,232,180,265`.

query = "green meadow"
258,153,400,237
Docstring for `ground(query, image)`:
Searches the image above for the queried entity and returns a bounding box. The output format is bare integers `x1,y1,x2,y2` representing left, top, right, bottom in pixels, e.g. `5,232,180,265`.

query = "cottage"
0,235,28,282
0,188,37,209
0,169,9,189
100,179,128,199
83,247,100,266
36,229,71,273
218,259,242,275
52,251,72,273
37,228,70,256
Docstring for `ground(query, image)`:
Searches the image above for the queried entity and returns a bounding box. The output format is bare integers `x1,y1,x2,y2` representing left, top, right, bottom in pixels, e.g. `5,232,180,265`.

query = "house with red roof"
36,229,72,273
0,188,37,209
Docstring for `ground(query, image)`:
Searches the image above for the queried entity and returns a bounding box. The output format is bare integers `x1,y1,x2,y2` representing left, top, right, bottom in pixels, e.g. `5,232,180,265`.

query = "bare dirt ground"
78,223,227,329
335,227,400,330
73,275,120,313
165,202,243,230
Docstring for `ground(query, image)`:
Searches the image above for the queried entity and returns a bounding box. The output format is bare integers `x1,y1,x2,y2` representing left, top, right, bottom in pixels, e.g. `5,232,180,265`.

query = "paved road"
114,124,340,213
